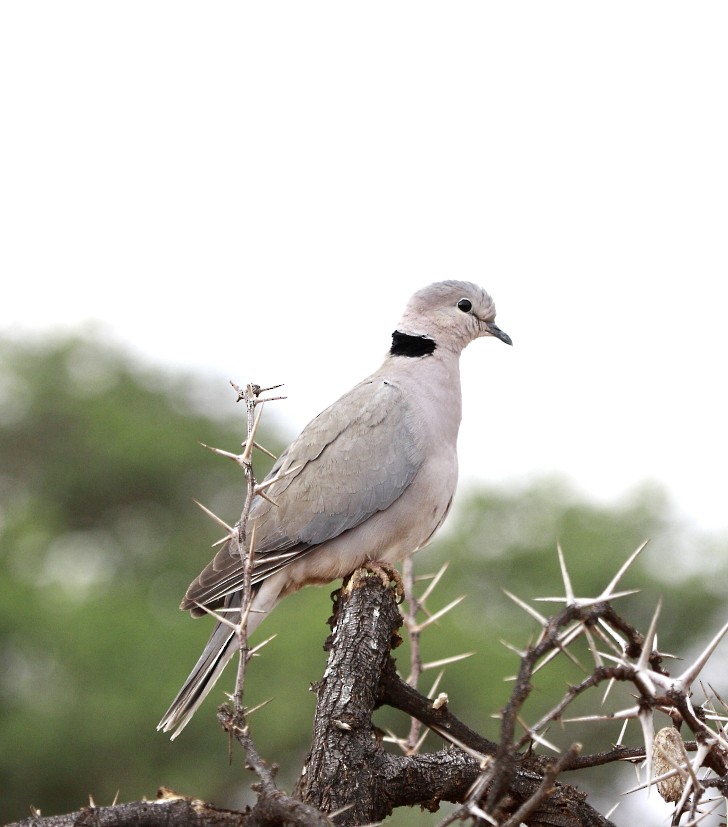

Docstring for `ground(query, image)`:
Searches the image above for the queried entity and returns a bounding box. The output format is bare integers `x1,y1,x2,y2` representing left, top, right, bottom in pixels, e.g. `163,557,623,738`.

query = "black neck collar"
389,330,436,357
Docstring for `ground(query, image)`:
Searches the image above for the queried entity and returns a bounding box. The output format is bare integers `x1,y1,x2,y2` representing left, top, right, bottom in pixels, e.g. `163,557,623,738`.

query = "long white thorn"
418,562,450,603
412,596,466,632
600,540,649,598
249,634,277,656
254,464,302,494
556,541,575,604
517,716,561,753
637,707,655,796
248,440,278,460
255,382,285,395
192,499,235,533
326,803,355,820
500,639,527,658
199,441,241,461
245,697,274,716
411,724,431,755
256,490,279,507
675,619,728,693
563,706,639,724
636,598,662,672
534,589,640,607
426,670,445,700
584,627,603,668
430,724,491,764
616,716,630,747
502,589,548,626
192,601,240,632
596,617,628,652
382,728,409,752
683,799,724,825
673,741,711,816
201,438,277,464
422,652,474,671
467,803,498,825
622,764,686,795
531,622,586,675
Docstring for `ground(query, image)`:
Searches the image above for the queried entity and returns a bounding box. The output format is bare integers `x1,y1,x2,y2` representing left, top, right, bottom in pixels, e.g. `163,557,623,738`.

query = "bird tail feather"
157,596,241,739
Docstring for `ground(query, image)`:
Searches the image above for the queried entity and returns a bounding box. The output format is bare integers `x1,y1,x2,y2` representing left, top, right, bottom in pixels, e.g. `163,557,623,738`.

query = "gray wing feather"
183,378,424,612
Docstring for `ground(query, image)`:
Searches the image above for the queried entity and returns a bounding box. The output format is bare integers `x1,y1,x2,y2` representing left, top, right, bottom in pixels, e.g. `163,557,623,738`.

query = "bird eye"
457,298,472,313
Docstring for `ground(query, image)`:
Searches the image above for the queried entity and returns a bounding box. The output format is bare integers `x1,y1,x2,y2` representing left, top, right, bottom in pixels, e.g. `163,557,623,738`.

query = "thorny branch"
376,541,728,826
399,558,469,756
298,571,617,826
222,382,286,734
195,383,287,766
11,388,728,827
461,542,728,826
217,706,331,826
10,535,728,826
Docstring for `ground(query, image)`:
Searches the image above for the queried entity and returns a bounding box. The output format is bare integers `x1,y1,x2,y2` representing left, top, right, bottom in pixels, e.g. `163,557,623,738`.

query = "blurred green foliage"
1,334,726,825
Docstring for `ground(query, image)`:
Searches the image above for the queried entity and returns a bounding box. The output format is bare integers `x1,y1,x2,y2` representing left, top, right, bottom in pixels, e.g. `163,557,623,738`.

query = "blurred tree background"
1,334,727,825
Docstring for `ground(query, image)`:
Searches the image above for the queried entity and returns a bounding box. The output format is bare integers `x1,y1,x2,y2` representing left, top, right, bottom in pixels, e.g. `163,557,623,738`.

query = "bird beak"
485,321,512,346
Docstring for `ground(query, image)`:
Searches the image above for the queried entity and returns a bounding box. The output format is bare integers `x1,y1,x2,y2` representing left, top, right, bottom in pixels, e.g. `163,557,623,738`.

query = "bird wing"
182,377,425,611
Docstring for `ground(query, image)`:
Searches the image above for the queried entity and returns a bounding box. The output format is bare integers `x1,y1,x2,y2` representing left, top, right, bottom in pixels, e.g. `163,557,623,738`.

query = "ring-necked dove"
158,280,511,737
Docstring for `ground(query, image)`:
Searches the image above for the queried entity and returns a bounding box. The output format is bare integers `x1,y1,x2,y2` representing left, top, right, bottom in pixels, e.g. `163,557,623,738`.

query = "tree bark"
5,793,248,827
297,569,406,823
297,569,616,826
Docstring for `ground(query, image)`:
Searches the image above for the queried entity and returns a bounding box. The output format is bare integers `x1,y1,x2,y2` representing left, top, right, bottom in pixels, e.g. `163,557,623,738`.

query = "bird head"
394,280,512,355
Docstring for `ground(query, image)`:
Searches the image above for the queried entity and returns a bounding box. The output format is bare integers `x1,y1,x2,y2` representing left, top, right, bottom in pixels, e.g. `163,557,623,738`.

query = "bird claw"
345,563,405,604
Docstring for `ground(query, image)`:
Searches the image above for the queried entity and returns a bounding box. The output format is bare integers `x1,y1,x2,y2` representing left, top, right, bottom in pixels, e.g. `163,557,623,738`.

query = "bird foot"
345,562,405,604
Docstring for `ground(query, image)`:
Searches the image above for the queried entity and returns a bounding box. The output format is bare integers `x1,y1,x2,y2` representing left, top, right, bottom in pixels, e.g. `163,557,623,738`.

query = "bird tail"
157,594,241,739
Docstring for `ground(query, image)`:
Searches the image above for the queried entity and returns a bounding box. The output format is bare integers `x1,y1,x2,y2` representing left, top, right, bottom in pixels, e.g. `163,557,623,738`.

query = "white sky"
2,3,727,537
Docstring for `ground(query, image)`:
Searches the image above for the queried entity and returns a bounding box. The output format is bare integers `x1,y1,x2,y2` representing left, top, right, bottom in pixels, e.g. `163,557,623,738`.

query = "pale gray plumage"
158,281,511,737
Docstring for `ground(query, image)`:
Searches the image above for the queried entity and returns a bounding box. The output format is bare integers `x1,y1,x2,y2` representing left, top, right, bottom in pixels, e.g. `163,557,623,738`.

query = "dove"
159,280,511,737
